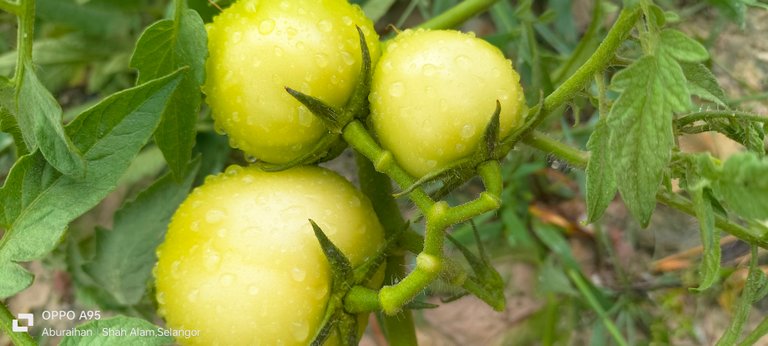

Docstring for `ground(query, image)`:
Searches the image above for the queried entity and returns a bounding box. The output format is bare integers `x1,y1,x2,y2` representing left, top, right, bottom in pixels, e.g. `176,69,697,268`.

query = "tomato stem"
0,0,20,15
416,0,502,30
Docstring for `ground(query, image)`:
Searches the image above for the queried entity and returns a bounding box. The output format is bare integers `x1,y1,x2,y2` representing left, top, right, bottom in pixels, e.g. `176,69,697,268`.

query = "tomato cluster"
155,0,524,344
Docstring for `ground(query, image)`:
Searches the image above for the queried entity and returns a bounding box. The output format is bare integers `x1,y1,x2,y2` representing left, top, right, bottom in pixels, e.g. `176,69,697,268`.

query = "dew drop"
298,107,313,127
217,228,228,238
318,20,332,32
241,175,255,184
280,1,289,10
315,53,328,67
341,51,355,66
187,289,199,302
349,195,361,207
291,267,306,282
157,307,166,317
291,321,309,342
259,19,275,34
232,31,242,44
157,292,166,304
248,285,260,296
225,165,242,176
206,210,226,223
315,284,329,300
244,2,256,12
245,155,258,163
422,64,437,76
388,82,404,97
274,47,284,57
204,250,221,270
460,124,476,139
426,160,437,168
171,260,182,278
190,220,200,232
220,273,235,286
455,55,470,67
455,143,466,152
342,16,353,25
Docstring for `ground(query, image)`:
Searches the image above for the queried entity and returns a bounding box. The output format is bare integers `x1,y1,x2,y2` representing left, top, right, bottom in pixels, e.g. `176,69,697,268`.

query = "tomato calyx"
308,219,393,345
259,26,373,173
394,101,504,198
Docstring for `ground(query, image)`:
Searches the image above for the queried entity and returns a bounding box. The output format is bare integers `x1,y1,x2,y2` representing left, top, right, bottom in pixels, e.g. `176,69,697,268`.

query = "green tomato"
204,0,380,164
154,165,385,345
370,29,525,178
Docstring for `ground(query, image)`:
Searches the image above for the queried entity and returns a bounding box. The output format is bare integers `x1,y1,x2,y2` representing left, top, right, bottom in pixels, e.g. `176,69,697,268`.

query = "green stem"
675,110,768,127
13,0,35,88
567,270,629,346
416,0,501,30
0,302,36,346
521,131,768,249
543,6,640,113
554,0,603,83
354,154,418,345
0,0,20,15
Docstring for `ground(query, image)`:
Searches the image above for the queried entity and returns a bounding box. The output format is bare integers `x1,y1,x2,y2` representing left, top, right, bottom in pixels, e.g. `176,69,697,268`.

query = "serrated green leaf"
59,316,173,346
608,56,679,226
0,261,33,298
17,62,86,177
680,62,728,107
586,114,617,222
659,29,709,62
716,246,761,346
131,9,207,181
0,71,183,299
716,152,768,220
83,158,200,306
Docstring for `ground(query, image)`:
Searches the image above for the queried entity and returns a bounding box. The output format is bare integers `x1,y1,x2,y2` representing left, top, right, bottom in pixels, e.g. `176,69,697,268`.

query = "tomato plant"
154,165,385,345
204,0,380,164
0,0,767,346
370,29,525,178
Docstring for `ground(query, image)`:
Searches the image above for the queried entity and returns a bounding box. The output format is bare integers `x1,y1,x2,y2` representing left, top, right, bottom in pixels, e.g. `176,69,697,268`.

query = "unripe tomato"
204,0,381,163
154,165,385,345
370,29,525,177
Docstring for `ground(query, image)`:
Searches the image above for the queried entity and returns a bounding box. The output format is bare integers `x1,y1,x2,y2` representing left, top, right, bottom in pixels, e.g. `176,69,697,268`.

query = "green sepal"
341,26,373,121
353,221,404,283
310,220,354,283
445,231,506,311
481,100,502,157
255,134,346,172
309,305,338,346
338,313,359,346
285,87,343,133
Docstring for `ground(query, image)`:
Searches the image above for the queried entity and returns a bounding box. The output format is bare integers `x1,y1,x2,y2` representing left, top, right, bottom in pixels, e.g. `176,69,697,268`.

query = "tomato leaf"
716,247,765,346
680,62,728,107
606,29,705,227
0,71,183,298
716,152,768,220
361,0,397,22
59,316,173,346
83,158,200,306
17,62,86,177
130,9,207,181
690,186,721,292
585,114,617,223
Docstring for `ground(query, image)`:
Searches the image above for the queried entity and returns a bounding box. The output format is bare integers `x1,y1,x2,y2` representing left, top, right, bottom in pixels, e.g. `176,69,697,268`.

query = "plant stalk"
417,0,501,30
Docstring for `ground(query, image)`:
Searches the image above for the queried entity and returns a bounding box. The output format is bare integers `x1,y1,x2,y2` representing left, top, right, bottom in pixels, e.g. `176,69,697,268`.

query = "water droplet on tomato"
318,20,332,32
273,47,283,57
203,250,221,270
455,55,470,67
315,53,328,67
187,290,199,302
315,284,329,300
232,31,242,43
291,267,306,282
342,16,353,25
460,124,476,139
206,210,225,223
422,64,437,76
389,82,404,97
455,143,466,152
258,19,275,35
220,273,235,286
216,228,228,238
291,321,309,342
341,51,355,66
171,260,182,278
248,285,260,296
298,106,313,127
157,292,166,304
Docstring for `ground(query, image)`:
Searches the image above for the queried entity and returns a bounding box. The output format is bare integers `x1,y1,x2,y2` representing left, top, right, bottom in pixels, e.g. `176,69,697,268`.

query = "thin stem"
521,132,768,249
13,0,35,87
554,0,603,83
416,0,501,30
543,6,640,113
675,110,768,127
355,154,418,345
0,0,20,15
0,302,36,346
568,270,629,346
